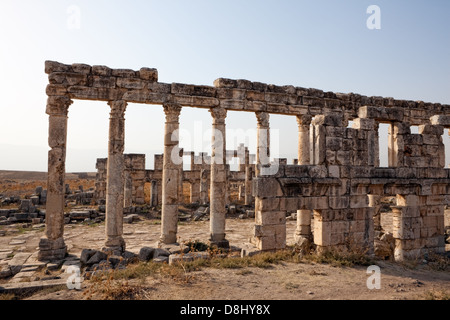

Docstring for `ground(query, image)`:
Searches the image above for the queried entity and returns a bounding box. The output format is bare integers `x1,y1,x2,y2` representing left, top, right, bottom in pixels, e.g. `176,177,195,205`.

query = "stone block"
69,210,91,220
422,134,441,145
419,124,444,136
80,249,97,265
112,68,136,78
280,198,299,212
92,65,112,76
396,195,419,207
45,60,72,74
329,197,349,209
117,78,145,89
331,220,350,234
350,195,369,209
301,197,329,210
256,211,286,226
423,205,444,217
91,76,116,88
349,166,373,178
254,178,283,198
14,213,30,222
430,115,450,126
72,63,91,74
139,67,158,82
426,195,445,206
352,118,375,130
313,114,344,127
313,220,332,246
169,252,210,265
330,233,346,246
8,252,31,275
326,137,343,152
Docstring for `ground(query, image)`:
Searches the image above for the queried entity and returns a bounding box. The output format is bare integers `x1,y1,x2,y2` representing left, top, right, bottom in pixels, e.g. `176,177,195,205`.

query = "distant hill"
0,170,96,180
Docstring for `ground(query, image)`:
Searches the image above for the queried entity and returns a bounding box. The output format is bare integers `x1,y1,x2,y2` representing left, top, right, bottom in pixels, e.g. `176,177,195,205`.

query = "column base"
209,233,229,249
38,237,67,261
104,236,126,255
209,239,230,249
293,233,313,254
159,233,178,245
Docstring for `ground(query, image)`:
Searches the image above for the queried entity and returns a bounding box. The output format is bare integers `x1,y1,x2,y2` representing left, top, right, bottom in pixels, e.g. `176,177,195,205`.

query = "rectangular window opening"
378,123,390,167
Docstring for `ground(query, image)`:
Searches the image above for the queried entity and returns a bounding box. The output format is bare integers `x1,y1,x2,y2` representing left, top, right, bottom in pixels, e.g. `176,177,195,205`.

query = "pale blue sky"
0,1,449,171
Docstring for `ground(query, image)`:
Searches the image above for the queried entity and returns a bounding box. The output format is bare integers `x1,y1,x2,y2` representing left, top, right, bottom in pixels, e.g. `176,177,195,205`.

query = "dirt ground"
0,170,95,198
0,217,447,301
0,172,449,301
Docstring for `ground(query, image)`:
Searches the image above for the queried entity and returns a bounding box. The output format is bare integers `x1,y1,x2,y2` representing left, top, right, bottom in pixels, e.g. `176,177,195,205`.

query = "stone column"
255,112,270,176
150,180,158,207
200,169,209,205
296,114,312,165
294,210,312,246
295,114,312,247
160,103,182,244
104,100,127,254
244,148,253,205
209,107,229,248
38,96,72,261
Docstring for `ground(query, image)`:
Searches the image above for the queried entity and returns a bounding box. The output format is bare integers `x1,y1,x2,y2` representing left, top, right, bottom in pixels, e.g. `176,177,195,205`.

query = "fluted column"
255,112,270,176
296,114,312,165
104,100,127,253
209,107,229,248
160,103,182,244
38,96,72,261
295,114,313,245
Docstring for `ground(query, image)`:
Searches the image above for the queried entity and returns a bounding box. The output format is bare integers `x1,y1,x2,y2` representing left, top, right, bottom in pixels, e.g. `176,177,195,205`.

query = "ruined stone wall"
42,60,450,260
95,148,255,207
253,109,450,260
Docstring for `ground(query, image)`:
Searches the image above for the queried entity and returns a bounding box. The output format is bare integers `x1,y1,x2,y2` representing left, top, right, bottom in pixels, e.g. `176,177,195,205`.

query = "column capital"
210,107,227,124
46,96,73,116
256,111,270,127
163,103,182,122
296,114,312,127
108,100,127,118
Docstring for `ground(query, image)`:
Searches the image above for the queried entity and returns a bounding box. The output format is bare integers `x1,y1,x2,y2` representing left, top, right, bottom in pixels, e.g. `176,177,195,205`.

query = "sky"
0,0,449,172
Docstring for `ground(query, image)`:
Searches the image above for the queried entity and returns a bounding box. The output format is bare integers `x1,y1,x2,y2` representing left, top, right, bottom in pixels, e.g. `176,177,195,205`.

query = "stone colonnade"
40,60,450,261
39,98,277,259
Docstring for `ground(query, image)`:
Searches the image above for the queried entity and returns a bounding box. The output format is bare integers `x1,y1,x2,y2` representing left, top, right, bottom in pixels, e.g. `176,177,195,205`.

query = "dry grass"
84,272,143,300
0,293,16,300
420,290,450,300
302,249,374,267
80,246,377,300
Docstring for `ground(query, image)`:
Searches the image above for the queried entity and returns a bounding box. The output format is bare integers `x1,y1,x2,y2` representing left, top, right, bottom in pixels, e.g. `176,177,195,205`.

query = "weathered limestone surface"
160,104,182,244
45,61,450,123
209,107,229,248
252,108,450,259
43,60,450,262
103,100,128,253
38,96,72,261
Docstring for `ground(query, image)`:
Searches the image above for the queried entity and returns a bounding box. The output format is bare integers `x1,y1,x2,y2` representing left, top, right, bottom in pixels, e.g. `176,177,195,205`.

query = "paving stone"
0,251,13,260
9,240,26,245
168,252,210,265
0,265,12,279
8,252,31,275
0,278,69,294
47,260,64,271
